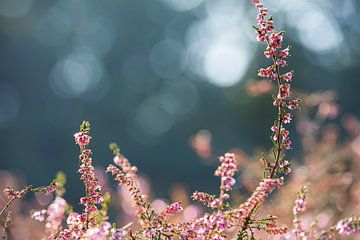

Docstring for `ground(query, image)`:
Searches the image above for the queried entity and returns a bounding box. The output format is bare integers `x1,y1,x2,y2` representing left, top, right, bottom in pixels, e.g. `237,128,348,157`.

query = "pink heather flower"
279,47,290,58
31,209,47,222
215,153,238,192
45,197,67,236
278,83,291,99
293,198,306,216
336,217,360,235
283,113,292,124
4,186,22,199
283,139,292,150
106,164,150,221
256,31,267,42
258,67,276,80
276,59,287,67
283,72,293,82
266,221,288,235
158,202,183,221
273,99,281,107
192,191,216,208
291,186,308,239
43,182,59,195
78,149,103,216
279,160,291,175
264,47,276,58
269,33,283,49
74,128,103,230
113,155,138,176
84,221,112,240
191,212,228,239
267,19,274,31
287,99,300,110
74,132,92,147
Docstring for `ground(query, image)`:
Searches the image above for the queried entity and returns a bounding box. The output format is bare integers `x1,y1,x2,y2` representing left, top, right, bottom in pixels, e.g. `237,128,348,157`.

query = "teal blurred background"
0,0,359,205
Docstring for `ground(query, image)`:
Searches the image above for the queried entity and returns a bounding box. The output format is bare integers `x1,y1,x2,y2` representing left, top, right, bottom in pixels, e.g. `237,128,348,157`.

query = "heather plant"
1,0,360,239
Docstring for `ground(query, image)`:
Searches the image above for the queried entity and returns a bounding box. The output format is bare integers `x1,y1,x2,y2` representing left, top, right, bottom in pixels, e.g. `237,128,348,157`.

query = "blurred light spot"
135,98,174,136
351,135,360,158
157,0,204,12
298,10,343,53
128,97,175,144
34,193,53,207
152,199,167,214
33,0,89,46
121,55,159,93
49,52,104,99
185,38,209,77
149,39,185,79
0,0,33,19
204,42,249,87
73,17,115,56
189,129,212,159
159,80,198,117
165,17,192,42
169,183,189,203
0,83,20,128
246,80,273,97
138,175,151,196
183,205,201,221
185,0,252,87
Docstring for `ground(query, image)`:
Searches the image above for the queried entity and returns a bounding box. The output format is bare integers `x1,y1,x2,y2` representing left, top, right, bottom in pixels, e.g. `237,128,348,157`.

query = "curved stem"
0,198,15,218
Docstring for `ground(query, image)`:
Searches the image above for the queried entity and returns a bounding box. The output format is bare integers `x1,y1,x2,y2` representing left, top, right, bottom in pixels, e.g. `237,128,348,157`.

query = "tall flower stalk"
74,121,103,230
251,0,299,179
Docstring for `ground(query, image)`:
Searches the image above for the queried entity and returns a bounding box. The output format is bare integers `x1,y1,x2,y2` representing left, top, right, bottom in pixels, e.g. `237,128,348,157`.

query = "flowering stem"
2,211,11,240
269,38,285,179
0,198,16,218
0,185,33,217
81,145,90,230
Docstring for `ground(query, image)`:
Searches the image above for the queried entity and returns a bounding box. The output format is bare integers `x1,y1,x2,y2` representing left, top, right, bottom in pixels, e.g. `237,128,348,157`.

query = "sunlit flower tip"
192,191,216,208
336,217,360,235
44,182,59,195
74,132,92,147
158,202,183,220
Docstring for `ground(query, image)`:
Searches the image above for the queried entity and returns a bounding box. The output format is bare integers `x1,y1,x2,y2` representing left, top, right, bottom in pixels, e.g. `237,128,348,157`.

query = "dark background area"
0,0,359,209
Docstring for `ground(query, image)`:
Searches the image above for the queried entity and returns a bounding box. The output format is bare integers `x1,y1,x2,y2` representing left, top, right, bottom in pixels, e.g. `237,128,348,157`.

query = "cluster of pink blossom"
189,212,228,240
4,185,30,199
191,191,216,208
215,153,237,193
31,197,67,238
110,143,138,177
157,202,183,221
336,217,360,235
74,123,104,229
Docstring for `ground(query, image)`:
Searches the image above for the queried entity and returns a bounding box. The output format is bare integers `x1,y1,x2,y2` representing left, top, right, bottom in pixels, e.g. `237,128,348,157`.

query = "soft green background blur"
0,0,359,205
